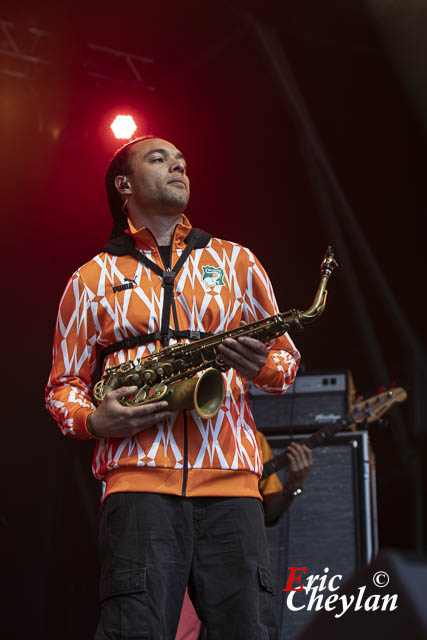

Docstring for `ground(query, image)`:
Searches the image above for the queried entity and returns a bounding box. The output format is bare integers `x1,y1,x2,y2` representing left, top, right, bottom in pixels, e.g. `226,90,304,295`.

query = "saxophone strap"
99,329,213,360
124,229,206,347
98,227,213,366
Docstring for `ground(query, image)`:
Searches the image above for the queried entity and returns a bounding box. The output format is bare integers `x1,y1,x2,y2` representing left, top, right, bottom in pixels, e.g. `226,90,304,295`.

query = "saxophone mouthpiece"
321,245,339,277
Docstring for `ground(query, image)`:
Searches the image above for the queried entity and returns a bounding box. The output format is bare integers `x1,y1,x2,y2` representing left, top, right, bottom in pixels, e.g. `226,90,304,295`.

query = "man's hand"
284,443,313,492
87,386,173,439
217,320,269,380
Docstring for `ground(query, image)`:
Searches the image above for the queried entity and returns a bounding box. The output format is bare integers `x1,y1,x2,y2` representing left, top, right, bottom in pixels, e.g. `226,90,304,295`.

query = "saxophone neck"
296,245,338,325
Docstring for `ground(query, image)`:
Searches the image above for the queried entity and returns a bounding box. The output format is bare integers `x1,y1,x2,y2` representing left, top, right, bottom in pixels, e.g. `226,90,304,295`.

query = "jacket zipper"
182,410,188,496
146,225,188,495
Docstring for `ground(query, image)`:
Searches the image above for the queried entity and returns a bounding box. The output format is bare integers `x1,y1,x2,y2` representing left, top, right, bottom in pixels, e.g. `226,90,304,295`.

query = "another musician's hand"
86,386,173,439
217,321,269,379
284,443,313,492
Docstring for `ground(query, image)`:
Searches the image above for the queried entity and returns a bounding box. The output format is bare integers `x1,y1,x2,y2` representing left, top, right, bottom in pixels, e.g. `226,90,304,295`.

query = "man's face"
127,137,190,213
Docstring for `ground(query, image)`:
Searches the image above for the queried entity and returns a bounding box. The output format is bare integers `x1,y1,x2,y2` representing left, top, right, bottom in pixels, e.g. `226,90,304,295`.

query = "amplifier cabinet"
248,371,352,434
265,431,378,640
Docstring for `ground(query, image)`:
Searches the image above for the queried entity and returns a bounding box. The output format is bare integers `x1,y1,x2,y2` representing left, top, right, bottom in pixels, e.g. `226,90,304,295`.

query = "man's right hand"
86,386,173,439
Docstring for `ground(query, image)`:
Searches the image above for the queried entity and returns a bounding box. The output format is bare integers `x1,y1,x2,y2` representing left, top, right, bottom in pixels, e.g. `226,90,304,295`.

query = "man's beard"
162,185,189,210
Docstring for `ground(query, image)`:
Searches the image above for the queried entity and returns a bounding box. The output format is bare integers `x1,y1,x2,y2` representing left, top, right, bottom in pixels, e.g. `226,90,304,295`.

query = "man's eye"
152,157,164,163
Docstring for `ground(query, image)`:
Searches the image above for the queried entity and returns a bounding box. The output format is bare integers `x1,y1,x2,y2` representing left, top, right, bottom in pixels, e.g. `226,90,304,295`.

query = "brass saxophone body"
93,246,338,419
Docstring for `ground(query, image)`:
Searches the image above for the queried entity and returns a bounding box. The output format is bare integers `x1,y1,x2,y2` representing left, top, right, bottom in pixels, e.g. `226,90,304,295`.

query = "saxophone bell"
163,368,225,419
122,367,225,420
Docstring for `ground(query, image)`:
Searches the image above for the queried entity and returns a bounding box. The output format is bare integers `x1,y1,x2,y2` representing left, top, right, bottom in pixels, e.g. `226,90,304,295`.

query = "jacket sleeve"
242,251,300,393
45,272,97,439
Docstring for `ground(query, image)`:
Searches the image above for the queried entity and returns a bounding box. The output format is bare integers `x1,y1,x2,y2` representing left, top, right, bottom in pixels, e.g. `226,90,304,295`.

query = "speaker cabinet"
265,430,377,640
248,371,352,434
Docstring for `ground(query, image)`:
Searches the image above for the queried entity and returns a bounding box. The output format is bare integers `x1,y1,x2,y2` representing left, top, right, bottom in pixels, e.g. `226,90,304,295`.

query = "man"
45,135,300,640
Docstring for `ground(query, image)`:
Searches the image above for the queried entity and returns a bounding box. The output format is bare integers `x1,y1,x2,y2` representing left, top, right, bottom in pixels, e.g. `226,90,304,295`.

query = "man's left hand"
217,335,269,380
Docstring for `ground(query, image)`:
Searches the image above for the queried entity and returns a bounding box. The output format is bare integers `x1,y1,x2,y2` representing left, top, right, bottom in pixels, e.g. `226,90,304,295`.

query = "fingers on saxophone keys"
236,335,269,355
220,338,258,359
217,344,251,372
217,342,239,362
107,385,138,402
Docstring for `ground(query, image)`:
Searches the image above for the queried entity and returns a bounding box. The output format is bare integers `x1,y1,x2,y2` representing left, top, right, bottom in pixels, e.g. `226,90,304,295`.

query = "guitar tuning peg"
377,385,386,393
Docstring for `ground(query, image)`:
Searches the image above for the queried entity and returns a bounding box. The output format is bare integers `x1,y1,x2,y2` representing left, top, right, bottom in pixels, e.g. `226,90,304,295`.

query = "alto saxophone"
93,246,338,419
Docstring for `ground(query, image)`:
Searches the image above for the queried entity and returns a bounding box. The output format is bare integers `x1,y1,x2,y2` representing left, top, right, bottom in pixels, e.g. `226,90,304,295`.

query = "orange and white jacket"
45,216,300,500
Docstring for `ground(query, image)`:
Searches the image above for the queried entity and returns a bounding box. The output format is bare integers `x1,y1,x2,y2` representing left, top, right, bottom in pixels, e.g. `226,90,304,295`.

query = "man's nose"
170,160,185,174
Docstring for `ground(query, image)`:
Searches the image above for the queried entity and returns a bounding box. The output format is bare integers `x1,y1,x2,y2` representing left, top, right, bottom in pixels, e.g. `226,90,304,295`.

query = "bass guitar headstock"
351,386,407,425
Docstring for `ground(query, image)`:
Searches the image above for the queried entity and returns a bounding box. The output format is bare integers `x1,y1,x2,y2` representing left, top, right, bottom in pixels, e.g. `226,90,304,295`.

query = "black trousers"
94,492,277,640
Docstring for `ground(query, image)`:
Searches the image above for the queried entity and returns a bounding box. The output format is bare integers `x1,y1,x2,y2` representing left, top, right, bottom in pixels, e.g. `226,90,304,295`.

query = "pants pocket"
257,565,278,640
99,568,149,640
257,565,274,596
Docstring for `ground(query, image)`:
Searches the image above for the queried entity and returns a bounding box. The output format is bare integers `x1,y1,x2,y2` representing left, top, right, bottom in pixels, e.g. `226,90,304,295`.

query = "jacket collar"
125,214,192,252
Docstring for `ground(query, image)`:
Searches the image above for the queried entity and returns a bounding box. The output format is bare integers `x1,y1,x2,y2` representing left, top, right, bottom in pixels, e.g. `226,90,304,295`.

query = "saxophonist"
45,135,300,640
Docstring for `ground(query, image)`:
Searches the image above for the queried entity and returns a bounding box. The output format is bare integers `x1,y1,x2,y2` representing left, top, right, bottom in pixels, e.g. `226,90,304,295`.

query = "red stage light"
110,115,137,139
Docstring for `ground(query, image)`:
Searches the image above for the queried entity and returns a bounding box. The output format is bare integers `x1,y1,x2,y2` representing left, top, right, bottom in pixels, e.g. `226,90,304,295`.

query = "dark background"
1,1,426,637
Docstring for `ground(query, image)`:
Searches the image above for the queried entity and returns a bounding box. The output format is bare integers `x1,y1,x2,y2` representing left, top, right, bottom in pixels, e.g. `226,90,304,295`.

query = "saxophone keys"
142,369,157,383
147,383,168,401
215,354,228,372
123,372,141,386
156,362,174,378
93,380,105,405
132,387,148,404
122,384,151,406
173,359,185,372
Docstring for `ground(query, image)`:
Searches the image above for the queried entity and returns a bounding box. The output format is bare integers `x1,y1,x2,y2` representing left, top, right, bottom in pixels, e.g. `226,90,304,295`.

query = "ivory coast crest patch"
201,265,225,288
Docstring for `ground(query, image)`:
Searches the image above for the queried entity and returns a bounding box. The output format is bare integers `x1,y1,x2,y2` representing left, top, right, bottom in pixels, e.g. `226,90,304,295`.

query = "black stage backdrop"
1,1,426,638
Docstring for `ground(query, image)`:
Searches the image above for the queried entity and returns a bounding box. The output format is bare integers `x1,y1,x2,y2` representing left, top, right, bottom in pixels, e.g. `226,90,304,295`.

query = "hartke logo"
314,413,341,423
113,277,138,293
201,265,225,287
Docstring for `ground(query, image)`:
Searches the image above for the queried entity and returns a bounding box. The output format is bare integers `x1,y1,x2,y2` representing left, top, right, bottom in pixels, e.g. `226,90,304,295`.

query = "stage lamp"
110,115,137,139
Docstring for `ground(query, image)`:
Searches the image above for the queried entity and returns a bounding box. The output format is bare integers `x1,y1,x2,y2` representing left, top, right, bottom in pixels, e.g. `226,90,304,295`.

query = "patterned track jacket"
45,216,300,500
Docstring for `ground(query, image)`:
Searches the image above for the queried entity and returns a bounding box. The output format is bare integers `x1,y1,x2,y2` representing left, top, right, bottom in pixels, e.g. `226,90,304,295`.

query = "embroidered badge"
201,265,225,287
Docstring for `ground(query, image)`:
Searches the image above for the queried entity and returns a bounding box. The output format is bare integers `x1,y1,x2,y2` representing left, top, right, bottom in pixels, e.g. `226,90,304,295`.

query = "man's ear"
115,175,132,194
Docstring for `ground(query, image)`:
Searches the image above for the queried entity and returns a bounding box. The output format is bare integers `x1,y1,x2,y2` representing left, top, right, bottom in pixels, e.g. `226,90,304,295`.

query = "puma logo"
113,276,138,293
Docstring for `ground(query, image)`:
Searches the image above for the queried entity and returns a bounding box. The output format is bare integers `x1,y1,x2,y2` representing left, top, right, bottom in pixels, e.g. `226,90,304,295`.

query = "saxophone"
93,246,338,419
